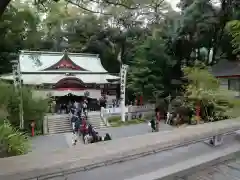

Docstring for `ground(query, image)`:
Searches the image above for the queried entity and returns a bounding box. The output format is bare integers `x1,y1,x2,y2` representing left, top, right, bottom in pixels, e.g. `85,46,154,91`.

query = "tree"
170,0,240,66
0,4,42,74
0,0,142,18
226,20,240,54
0,82,48,134
183,62,233,122
128,35,176,102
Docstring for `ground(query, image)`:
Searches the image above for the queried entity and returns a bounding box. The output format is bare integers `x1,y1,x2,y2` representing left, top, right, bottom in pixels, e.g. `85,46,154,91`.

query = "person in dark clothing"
150,118,156,132
104,133,112,141
81,119,88,142
71,115,77,133
91,130,98,143
96,132,102,142
88,124,94,136
75,117,81,134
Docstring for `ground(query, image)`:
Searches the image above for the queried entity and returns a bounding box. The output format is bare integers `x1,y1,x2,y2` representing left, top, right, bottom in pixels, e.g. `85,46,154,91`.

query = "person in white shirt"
72,131,77,145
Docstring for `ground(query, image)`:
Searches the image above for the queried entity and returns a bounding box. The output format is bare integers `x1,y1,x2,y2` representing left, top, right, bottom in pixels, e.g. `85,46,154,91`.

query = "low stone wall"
0,119,240,179
101,104,155,124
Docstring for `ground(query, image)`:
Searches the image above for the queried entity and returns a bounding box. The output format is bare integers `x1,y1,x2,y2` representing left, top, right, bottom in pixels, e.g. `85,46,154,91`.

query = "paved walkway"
1,120,240,180
30,121,172,153
31,134,240,180
97,121,173,139
180,156,240,180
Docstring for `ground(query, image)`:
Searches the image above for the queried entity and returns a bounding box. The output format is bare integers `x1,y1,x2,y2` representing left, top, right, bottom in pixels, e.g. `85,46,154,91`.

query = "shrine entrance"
53,77,101,111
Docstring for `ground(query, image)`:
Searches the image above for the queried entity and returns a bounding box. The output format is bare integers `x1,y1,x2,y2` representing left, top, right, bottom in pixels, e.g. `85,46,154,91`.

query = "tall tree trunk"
196,101,201,124
0,0,11,18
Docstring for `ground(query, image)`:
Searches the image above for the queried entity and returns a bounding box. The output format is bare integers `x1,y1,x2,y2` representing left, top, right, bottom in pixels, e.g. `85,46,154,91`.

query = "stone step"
48,125,71,130
48,126,72,130
48,121,70,125
48,117,70,119
48,127,72,133
90,122,105,127
48,129,72,134
48,118,70,122
48,129,72,133
48,125,70,129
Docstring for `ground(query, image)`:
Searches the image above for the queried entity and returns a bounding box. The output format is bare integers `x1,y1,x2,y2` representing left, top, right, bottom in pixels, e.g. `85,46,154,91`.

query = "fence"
100,104,155,125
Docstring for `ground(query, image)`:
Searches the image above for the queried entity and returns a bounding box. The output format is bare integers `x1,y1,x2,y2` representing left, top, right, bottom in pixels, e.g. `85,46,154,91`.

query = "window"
228,79,240,91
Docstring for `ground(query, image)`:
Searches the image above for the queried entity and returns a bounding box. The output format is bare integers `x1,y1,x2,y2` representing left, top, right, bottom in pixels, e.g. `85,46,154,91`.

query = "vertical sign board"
120,64,128,122
120,64,128,102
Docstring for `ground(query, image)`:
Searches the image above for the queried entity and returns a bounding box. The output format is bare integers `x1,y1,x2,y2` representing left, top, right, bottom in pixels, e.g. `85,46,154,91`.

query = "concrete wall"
101,104,155,125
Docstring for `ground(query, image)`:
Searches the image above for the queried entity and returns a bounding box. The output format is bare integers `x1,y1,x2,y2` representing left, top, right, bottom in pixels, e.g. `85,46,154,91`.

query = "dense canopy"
0,0,239,101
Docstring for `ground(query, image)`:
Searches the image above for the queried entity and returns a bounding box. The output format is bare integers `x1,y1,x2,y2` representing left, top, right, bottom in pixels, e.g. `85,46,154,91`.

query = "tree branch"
101,0,139,9
0,0,11,18
65,0,112,15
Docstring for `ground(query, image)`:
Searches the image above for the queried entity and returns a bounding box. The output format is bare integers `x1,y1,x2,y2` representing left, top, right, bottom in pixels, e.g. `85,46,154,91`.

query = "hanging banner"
120,64,128,101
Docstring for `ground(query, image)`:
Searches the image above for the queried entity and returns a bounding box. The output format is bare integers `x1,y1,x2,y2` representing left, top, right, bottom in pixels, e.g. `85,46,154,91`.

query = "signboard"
120,64,128,100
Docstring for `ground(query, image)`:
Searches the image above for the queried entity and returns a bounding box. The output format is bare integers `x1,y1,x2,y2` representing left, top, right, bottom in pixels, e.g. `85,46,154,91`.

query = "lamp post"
11,59,24,129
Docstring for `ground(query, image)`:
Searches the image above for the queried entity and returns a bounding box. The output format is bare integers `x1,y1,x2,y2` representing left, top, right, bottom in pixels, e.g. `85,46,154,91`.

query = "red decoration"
196,103,201,122
31,121,35,137
140,96,143,105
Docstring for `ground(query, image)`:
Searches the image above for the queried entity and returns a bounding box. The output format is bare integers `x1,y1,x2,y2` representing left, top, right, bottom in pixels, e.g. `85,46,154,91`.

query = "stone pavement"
179,156,240,180
0,119,240,180
60,135,240,180
97,121,173,139
30,133,71,153
30,121,172,153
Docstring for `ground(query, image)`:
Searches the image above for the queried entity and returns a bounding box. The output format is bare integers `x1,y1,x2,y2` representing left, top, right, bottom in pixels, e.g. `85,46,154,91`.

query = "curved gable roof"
44,52,87,71
19,51,107,73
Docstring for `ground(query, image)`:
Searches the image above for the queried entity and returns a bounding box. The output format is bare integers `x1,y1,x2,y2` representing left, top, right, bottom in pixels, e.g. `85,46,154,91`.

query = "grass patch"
108,116,146,127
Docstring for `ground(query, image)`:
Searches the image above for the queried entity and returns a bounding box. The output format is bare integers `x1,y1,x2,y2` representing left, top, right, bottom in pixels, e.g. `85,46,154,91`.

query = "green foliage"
0,82,48,133
128,35,176,102
226,20,240,54
0,121,30,157
183,63,233,121
0,0,239,113
107,116,145,127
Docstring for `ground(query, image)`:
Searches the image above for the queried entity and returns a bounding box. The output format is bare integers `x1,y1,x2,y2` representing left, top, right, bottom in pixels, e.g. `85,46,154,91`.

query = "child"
150,117,156,132
72,131,77,146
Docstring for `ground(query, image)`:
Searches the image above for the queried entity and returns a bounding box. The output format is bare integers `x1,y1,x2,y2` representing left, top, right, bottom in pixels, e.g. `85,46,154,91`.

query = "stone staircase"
47,114,72,134
87,112,107,129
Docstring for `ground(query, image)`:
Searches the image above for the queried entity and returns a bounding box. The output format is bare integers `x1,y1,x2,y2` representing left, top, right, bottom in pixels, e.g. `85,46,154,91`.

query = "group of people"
48,99,89,114
70,102,111,145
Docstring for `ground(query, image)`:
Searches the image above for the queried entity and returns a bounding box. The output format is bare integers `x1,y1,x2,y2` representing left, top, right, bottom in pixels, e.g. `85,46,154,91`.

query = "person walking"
83,99,88,117
72,131,78,146
150,117,156,132
155,108,161,132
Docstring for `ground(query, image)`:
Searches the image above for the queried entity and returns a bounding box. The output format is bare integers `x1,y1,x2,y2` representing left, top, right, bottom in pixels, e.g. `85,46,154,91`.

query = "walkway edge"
124,144,240,180
0,119,240,180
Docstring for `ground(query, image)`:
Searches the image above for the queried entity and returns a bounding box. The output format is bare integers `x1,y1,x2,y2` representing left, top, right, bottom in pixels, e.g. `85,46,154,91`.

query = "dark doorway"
55,93,100,111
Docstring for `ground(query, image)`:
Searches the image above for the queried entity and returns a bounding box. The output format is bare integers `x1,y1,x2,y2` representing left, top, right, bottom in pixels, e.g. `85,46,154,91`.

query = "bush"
108,116,121,123
107,116,145,127
0,121,30,157
0,82,49,134
182,64,233,122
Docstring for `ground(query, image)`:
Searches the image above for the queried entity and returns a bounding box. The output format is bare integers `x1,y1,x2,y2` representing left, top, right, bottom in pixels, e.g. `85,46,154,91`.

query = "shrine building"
0,51,120,107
